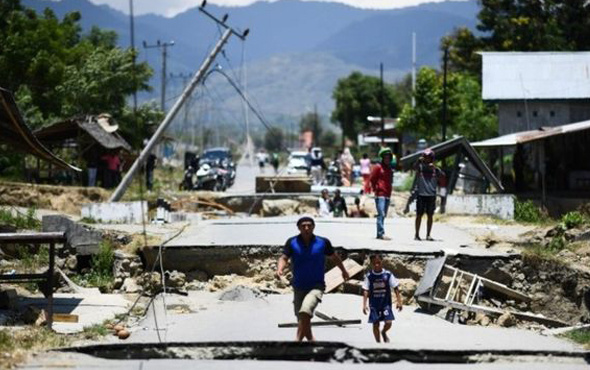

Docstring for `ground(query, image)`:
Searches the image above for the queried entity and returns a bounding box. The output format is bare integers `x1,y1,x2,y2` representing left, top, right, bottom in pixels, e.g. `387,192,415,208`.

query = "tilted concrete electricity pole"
110,5,249,202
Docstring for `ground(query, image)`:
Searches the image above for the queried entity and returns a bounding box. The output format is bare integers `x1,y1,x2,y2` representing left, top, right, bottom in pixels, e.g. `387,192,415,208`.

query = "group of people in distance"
320,146,445,242
277,217,402,343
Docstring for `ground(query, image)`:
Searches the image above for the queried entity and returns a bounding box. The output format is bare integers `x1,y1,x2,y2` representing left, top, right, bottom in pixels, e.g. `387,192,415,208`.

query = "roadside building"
478,52,590,214
481,52,590,135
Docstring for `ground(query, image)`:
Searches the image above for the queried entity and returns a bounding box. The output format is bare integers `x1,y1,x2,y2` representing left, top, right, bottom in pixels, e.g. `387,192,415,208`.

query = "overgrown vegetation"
514,200,548,224
0,207,39,230
0,327,71,369
561,328,590,349
71,241,115,292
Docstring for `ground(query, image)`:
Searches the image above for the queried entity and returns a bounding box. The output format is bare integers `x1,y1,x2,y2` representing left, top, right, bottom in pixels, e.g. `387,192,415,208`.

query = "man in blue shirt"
276,216,349,341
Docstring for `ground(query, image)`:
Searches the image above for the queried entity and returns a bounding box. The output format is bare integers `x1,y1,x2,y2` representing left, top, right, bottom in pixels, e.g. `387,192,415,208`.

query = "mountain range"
24,0,479,130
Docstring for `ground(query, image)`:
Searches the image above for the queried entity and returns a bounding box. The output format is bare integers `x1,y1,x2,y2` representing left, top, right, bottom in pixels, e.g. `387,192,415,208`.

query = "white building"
481,52,590,135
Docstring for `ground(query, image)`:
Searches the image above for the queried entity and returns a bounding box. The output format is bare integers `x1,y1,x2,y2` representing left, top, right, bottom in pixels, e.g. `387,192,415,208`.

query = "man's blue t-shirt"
283,235,335,290
362,269,399,309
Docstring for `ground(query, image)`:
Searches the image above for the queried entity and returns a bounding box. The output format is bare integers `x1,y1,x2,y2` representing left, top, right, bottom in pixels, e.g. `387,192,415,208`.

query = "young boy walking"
362,254,403,343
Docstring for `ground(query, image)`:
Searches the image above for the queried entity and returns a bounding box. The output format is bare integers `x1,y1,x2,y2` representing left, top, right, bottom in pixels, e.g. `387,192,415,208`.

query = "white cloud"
89,0,464,17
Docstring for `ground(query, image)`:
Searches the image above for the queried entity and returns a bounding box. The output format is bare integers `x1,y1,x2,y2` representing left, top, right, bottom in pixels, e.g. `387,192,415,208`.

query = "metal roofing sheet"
472,119,590,147
0,87,80,171
481,52,590,100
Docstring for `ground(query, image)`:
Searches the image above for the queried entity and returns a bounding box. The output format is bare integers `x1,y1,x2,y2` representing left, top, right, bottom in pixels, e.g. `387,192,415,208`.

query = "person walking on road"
414,149,445,241
360,153,372,194
276,217,349,342
362,254,403,343
369,147,394,240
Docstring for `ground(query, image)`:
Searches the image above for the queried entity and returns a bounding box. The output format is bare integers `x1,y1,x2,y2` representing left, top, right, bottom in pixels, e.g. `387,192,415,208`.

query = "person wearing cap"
414,148,445,241
276,216,349,341
369,147,394,240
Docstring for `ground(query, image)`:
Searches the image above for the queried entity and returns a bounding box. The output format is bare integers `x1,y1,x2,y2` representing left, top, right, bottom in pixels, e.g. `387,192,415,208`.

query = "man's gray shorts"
293,288,324,317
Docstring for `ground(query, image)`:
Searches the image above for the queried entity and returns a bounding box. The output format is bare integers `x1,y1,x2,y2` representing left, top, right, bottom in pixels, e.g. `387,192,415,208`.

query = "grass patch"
561,328,590,348
0,327,71,368
71,241,115,292
81,323,110,340
0,207,40,230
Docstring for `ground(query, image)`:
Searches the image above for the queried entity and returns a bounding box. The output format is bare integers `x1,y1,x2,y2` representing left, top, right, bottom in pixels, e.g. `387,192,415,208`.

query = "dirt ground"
0,182,110,215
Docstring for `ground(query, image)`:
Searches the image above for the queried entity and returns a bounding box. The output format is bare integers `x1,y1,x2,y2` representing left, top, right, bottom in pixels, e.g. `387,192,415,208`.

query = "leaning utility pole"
110,3,249,202
143,40,175,111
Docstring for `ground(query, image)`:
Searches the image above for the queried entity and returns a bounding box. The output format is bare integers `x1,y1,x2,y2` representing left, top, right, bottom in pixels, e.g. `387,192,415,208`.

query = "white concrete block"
446,194,515,220
81,201,147,224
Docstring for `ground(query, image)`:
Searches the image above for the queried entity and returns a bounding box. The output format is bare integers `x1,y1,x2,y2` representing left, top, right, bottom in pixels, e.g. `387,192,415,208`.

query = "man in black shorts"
414,149,444,241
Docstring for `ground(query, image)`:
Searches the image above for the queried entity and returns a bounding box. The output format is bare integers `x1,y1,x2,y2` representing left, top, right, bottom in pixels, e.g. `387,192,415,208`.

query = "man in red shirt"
369,147,394,240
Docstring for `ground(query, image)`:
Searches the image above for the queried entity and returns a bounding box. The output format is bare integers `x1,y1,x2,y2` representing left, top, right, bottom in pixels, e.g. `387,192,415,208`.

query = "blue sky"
88,0,465,17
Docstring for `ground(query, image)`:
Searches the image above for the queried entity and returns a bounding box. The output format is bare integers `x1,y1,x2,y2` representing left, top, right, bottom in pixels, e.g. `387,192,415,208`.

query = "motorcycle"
195,163,227,191
325,160,342,186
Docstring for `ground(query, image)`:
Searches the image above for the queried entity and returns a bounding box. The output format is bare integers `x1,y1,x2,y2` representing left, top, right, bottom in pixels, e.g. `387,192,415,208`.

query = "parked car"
286,151,309,175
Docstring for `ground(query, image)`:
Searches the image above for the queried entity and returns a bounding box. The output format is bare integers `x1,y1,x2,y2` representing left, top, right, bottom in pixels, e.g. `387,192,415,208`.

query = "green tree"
299,111,322,146
0,1,153,129
441,27,484,76
264,126,284,152
398,68,497,143
331,71,399,144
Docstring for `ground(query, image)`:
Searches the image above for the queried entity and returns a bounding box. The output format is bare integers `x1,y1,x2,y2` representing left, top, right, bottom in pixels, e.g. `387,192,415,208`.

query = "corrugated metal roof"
35,116,132,151
481,52,590,100
0,87,80,171
401,137,504,192
472,119,590,147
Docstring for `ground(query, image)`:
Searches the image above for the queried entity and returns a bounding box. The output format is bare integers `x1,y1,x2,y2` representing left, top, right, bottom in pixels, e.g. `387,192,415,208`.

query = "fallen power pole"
110,3,249,202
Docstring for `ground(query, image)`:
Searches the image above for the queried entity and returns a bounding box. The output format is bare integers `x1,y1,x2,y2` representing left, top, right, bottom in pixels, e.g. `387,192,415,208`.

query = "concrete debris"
166,271,187,288
138,272,163,295
121,278,141,293
261,199,301,216
65,255,77,271
113,250,143,285
42,215,102,256
497,312,516,327
218,285,264,301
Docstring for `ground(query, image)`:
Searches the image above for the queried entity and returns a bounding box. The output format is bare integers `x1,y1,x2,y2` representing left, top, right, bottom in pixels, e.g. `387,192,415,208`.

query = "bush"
514,200,547,223
0,207,40,230
72,241,115,291
560,211,586,229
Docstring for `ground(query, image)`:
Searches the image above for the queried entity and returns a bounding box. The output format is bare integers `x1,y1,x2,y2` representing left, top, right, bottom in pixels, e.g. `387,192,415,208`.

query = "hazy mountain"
24,0,479,126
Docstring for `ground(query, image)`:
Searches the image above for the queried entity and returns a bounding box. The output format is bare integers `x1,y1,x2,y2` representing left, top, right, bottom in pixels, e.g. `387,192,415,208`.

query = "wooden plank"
278,320,361,328
52,313,79,323
324,259,364,293
416,295,567,328
480,279,531,302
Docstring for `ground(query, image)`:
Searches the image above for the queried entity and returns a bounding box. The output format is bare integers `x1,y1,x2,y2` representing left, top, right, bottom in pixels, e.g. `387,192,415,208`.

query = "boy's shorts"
368,305,394,323
293,288,323,317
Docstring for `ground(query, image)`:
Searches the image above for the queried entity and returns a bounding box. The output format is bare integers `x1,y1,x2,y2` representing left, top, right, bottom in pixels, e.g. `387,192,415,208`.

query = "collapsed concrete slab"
42,215,102,255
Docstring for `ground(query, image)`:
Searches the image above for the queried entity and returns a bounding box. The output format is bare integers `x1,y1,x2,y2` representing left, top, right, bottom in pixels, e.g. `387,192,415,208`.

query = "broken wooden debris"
415,257,566,328
278,319,361,328
52,313,79,323
417,295,567,328
325,259,364,293
315,310,351,327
